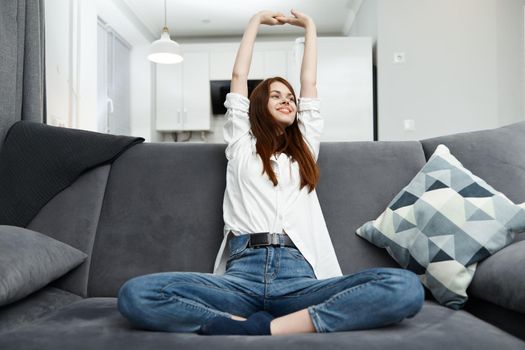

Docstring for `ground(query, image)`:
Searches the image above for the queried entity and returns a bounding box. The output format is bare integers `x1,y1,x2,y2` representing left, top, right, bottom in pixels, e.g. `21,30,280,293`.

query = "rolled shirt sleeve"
223,93,251,160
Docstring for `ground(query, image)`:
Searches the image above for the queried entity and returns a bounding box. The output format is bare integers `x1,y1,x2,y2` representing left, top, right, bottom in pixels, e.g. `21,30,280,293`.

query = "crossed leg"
268,268,424,334
117,271,261,333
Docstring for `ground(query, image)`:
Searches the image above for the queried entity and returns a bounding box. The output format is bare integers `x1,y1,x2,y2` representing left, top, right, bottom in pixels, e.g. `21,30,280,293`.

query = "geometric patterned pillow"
356,144,525,309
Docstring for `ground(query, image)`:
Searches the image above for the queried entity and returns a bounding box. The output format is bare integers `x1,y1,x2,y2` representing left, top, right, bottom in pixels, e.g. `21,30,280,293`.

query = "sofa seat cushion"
0,298,523,350
0,287,81,334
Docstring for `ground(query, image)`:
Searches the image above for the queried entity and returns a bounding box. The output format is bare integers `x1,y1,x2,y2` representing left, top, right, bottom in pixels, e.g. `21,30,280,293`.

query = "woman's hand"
253,10,285,26
276,9,314,28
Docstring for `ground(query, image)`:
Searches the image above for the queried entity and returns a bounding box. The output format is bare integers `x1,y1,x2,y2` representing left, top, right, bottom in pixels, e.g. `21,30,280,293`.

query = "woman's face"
267,81,297,129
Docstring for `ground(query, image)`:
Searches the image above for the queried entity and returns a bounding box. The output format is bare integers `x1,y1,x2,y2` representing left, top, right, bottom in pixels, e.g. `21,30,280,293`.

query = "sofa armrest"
468,239,525,313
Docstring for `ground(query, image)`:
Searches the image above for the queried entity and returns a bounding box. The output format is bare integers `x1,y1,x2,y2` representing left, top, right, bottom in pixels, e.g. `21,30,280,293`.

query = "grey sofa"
1,122,524,349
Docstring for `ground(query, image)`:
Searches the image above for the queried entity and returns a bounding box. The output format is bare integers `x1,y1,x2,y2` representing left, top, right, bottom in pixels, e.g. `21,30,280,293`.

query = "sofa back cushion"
86,141,427,297
87,143,228,297
420,121,525,241
316,141,427,275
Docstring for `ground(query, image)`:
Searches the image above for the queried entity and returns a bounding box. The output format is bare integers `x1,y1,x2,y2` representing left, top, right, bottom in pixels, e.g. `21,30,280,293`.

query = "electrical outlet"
393,52,406,63
404,119,415,131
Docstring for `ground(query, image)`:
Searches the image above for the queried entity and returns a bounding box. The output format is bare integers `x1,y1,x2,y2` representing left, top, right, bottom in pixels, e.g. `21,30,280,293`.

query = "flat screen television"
210,79,263,115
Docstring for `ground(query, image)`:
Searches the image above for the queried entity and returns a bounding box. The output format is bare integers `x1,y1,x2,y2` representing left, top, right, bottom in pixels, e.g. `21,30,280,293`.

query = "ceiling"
116,0,363,41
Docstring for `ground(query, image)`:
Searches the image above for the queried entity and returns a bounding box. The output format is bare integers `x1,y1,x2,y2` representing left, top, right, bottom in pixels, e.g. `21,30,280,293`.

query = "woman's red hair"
249,77,319,193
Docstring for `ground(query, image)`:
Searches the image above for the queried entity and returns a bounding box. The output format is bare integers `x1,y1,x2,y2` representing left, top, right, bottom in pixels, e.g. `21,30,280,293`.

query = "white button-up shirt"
213,92,343,280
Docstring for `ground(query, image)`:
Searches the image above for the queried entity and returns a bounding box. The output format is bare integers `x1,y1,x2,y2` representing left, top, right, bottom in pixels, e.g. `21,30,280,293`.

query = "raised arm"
278,9,317,98
231,11,284,97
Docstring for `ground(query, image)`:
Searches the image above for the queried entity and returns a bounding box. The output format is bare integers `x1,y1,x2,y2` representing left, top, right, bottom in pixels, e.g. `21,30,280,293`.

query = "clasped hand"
255,9,313,28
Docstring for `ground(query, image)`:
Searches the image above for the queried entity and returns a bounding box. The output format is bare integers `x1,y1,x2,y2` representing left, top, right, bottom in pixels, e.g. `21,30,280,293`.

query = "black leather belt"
248,232,297,249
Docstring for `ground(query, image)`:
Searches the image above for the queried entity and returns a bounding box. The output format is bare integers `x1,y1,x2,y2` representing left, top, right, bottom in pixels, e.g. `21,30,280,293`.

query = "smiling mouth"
277,108,292,114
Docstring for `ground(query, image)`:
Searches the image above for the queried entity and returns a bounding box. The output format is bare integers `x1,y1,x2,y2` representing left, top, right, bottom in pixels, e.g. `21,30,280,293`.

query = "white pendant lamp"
148,0,183,64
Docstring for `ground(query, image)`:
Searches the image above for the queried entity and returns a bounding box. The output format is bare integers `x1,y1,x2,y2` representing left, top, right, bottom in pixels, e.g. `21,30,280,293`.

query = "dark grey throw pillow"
0,225,87,307
468,239,525,313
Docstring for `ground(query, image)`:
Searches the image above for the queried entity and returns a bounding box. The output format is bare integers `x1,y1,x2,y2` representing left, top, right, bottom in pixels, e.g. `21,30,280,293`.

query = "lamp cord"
164,0,167,28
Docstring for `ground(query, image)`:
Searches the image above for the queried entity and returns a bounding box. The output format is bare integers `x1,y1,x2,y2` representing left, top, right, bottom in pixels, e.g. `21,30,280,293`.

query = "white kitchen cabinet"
156,51,210,131
291,37,374,142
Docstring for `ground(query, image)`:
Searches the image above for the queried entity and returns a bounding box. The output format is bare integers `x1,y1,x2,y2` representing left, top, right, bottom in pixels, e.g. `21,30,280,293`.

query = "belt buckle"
270,233,280,245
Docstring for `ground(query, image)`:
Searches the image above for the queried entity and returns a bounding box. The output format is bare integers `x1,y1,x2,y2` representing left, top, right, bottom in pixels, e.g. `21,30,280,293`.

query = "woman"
117,9,424,336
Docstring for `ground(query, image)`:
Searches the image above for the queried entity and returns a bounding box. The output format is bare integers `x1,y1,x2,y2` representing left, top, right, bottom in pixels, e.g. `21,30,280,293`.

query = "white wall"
496,0,525,127
350,0,525,141
379,0,498,140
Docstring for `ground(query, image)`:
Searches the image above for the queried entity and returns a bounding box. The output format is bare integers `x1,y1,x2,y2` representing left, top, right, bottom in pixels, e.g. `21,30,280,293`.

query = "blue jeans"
118,234,424,333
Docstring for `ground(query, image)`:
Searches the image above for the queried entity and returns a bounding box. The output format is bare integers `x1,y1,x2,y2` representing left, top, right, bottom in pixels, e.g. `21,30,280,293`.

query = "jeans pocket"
228,234,251,260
